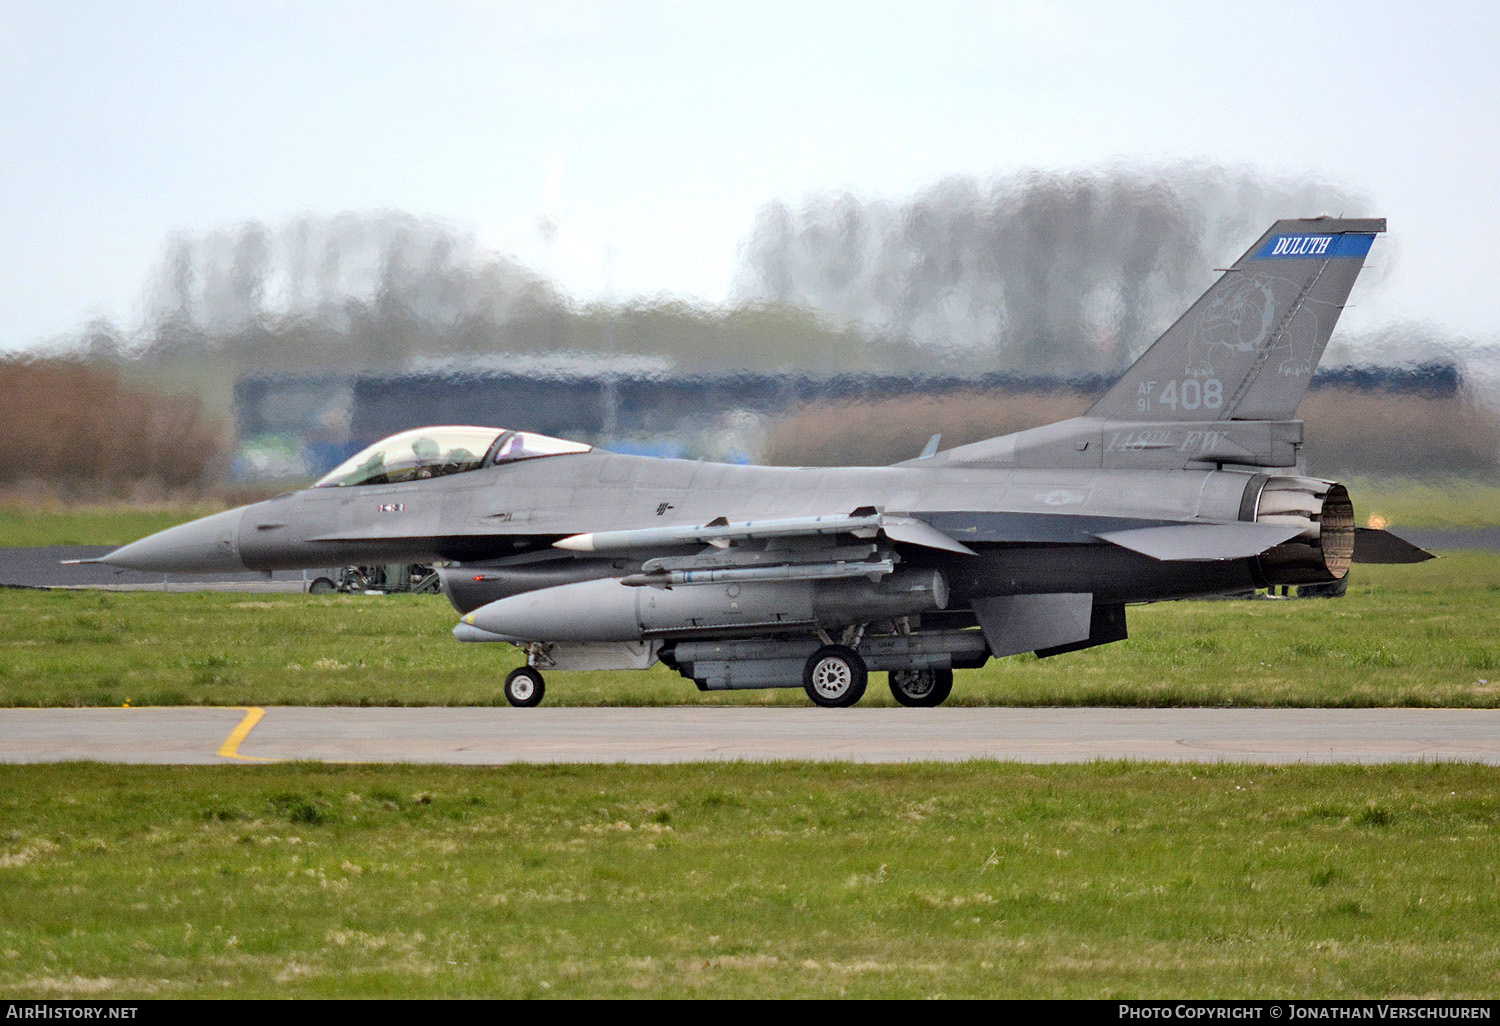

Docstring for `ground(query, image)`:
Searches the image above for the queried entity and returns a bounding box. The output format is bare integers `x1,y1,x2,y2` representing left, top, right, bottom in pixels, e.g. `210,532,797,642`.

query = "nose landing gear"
503,666,546,707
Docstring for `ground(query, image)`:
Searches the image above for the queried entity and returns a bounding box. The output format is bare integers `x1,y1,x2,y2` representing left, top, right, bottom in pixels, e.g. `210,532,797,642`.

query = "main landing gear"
503,635,966,708
801,638,959,708
803,645,868,708
887,667,954,708
503,666,546,707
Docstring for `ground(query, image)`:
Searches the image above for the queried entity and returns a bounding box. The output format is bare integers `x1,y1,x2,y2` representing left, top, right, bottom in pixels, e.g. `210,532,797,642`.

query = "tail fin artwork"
920,217,1384,471
1088,217,1385,422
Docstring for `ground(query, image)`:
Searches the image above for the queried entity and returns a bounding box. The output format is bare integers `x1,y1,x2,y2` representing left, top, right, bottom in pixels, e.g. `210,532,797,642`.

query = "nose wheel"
504,666,546,707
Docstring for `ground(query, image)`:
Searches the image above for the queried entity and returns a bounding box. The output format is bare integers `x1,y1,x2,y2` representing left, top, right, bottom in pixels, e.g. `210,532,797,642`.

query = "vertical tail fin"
1087,217,1384,422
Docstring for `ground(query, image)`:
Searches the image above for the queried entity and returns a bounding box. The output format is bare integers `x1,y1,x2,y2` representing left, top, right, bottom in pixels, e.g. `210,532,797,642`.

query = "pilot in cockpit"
313,426,590,488
411,436,442,479
351,450,388,485
444,448,477,474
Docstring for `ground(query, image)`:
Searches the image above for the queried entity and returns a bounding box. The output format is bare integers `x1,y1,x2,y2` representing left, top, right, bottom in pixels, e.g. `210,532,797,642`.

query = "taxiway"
3,706,1499,765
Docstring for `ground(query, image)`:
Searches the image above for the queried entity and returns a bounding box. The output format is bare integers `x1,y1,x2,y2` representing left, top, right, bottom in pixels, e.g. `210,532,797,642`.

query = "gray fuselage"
226,449,1269,610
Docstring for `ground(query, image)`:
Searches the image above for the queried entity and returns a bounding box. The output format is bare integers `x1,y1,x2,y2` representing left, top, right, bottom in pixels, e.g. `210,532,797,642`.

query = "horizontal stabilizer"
1353,528,1436,564
1098,522,1304,561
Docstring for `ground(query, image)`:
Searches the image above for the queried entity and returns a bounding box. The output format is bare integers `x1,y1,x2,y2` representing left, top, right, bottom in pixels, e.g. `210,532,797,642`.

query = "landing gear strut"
504,666,546,707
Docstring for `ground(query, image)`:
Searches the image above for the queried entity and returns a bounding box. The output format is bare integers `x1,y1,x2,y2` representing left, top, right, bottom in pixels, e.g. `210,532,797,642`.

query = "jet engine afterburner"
1251,476,1355,584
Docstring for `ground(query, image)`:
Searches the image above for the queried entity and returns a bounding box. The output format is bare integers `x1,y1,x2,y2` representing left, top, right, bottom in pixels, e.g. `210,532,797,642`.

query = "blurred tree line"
735,163,1378,376
93,163,1381,380
6,162,1494,494
0,357,225,499
130,212,918,378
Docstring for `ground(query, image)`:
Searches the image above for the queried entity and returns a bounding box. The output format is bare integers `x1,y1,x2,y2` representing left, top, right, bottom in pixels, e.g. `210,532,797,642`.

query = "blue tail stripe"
1253,233,1375,261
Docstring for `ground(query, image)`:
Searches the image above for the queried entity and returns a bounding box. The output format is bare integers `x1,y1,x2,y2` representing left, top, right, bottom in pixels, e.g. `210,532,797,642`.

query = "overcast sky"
2,0,1498,351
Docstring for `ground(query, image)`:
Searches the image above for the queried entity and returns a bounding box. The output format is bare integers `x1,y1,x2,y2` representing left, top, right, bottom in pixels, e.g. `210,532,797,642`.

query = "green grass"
2,553,1498,708
1343,476,1500,529
0,505,219,548
0,761,1498,998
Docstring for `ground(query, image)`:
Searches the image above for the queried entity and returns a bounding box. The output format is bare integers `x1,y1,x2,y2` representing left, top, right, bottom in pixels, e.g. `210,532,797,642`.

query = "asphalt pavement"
0,546,321,592
4,706,1500,765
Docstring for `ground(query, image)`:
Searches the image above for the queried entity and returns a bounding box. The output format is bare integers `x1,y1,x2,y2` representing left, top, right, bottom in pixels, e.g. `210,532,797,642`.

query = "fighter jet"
95,217,1432,707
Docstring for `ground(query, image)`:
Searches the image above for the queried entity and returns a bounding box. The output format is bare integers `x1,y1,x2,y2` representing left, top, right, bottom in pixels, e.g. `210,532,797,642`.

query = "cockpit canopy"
313,426,591,488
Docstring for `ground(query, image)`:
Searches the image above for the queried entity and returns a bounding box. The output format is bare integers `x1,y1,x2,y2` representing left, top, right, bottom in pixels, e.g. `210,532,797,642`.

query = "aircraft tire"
888,667,953,707
504,667,546,707
307,577,337,594
803,645,868,708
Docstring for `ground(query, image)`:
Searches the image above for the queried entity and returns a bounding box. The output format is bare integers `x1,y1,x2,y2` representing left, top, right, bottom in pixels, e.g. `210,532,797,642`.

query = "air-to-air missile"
91,217,1432,707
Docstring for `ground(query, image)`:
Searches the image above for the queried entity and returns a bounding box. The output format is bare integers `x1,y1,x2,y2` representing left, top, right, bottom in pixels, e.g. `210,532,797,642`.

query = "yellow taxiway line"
218,707,278,762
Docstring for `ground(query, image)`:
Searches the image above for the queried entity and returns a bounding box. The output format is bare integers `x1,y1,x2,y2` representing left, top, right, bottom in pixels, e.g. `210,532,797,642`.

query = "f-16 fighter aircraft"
95,217,1431,707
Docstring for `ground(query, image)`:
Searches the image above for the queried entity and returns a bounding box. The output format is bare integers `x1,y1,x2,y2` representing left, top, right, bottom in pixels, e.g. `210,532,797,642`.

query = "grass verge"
0,761,1497,998
2,553,1498,708
1342,476,1500,530
0,505,219,548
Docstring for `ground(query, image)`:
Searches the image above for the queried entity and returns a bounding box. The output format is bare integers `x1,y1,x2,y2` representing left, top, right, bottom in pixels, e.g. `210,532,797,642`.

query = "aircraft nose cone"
100,507,248,573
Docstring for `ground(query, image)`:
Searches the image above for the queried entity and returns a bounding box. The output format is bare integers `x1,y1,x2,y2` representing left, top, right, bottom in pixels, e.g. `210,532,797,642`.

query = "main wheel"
888,667,954,707
307,576,337,594
803,645,868,708
504,666,546,707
